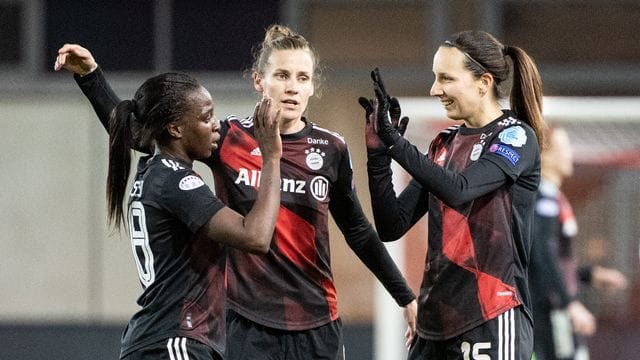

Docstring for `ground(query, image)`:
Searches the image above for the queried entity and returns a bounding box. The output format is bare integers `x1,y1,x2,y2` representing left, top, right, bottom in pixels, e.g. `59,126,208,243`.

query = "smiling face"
430,46,488,126
253,49,315,132
179,86,220,160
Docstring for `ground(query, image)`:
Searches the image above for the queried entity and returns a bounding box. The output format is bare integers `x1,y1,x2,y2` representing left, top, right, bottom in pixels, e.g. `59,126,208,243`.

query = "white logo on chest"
305,147,325,170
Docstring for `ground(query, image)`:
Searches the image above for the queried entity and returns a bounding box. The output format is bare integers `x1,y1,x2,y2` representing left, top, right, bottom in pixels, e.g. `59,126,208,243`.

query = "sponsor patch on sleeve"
179,175,205,191
489,144,520,165
498,126,527,147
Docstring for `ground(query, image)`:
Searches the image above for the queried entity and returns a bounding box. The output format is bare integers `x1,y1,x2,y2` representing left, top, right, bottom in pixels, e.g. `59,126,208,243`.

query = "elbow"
379,231,402,242
246,234,272,254
438,190,470,208
376,227,404,242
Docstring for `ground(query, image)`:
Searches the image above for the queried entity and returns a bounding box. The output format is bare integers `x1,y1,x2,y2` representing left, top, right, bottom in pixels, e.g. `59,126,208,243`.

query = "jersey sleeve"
387,136,511,208
329,147,416,307
74,67,121,132
367,149,430,241
482,124,539,181
160,168,226,233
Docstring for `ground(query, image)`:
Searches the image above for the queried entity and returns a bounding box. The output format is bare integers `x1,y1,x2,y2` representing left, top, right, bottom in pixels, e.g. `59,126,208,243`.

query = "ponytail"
504,46,545,147
106,99,136,229
445,31,546,147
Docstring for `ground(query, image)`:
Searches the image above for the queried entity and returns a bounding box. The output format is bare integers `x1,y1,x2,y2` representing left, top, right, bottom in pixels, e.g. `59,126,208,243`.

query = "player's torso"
213,117,347,329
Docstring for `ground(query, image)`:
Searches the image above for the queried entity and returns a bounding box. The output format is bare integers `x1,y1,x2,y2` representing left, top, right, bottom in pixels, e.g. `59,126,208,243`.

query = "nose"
212,116,220,132
429,81,442,97
285,78,299,93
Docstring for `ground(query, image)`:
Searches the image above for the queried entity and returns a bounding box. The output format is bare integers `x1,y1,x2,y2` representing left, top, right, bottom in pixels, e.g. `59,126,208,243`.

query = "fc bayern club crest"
305,147,325,170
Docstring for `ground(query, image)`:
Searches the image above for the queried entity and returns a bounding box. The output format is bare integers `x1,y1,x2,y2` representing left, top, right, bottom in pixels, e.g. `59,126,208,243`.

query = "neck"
465,102,503,128
279,117,306,134
155,144,192,165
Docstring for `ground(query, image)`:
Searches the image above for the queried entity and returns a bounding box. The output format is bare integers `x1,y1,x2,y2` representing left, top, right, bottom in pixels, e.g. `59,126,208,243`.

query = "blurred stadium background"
1,1,638,359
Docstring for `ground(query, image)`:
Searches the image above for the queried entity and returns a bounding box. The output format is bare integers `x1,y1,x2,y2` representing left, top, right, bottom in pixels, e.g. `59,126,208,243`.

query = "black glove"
358,96,386,151
389,97,410,137
371,68,409,146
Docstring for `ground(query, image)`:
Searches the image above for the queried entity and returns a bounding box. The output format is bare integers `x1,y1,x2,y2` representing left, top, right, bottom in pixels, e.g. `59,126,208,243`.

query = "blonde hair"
251,24,322,92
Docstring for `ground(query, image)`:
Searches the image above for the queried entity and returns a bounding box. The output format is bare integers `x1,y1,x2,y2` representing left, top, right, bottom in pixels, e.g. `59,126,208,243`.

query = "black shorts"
225,310,345,360
408,307,533,360
121,337,222,360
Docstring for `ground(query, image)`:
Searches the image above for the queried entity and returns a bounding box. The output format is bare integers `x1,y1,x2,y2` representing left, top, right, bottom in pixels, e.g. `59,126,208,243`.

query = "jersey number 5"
129,201,155,287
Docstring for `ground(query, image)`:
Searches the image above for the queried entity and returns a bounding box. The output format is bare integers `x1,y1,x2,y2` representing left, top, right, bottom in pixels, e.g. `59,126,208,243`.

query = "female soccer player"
55,24,417,360
360,30,545,359
100,72,282,359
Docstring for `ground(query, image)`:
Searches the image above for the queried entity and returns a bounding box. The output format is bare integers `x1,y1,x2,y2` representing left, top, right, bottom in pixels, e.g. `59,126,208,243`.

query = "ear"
479,73,494,96
166,122,184,139
253,72,263,93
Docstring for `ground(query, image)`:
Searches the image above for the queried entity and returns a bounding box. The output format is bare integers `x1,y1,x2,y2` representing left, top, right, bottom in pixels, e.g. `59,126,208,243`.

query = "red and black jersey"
368,111,540,340
75,67,415,333
120,154,226,358
206,116,414,330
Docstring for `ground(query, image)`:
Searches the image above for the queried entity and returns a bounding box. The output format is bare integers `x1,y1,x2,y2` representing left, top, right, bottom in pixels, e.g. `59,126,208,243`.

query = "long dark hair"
107,72,201,228
443,30,545,146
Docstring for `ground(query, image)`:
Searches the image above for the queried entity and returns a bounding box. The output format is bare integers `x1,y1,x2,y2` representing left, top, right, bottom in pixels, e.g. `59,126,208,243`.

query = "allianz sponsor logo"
234,167,329,200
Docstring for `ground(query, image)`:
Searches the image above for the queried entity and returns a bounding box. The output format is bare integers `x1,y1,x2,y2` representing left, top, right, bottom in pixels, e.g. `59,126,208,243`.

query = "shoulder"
149,157,200,186
493,115,537,146
436,124,462,140
305,123,349,157
431,124,462,149
310,123,347,145
224,114,254,130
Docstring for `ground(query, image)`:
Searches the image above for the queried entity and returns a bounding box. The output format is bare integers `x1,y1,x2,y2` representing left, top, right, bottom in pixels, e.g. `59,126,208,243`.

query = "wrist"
380,128,401,147
80,63,98,77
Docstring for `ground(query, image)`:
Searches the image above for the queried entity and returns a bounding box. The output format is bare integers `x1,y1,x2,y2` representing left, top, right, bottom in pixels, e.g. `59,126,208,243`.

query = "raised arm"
358,90,428,241
54,44,121,132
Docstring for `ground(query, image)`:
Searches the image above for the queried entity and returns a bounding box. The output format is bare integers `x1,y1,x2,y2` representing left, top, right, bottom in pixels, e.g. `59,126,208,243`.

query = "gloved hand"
357,96,385,151
358,68,409,150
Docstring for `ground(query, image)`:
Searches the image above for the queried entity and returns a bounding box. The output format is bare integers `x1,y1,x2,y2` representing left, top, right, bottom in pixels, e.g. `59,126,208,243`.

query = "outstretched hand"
54,43,98,76
358,96,385,151
358,68,409,149
253,97,282,161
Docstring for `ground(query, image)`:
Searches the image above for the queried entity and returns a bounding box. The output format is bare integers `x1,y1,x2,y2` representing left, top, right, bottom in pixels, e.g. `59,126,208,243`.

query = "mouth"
440,99,454,107
281,99,299,107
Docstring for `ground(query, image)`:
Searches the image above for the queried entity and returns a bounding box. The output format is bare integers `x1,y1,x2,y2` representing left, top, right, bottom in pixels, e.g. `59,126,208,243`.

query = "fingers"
53,53,67,71
253,97,271,129
389,97,401,121
253,97,281,131
404,326,416,349
397,116,410,136
371,67,388,98
53,43,98,74
358,97,373,117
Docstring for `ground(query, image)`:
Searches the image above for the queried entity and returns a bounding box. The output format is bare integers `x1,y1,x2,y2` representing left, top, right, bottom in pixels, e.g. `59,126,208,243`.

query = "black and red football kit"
121,154,226,358
74,68,415,356
368,112,540,340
